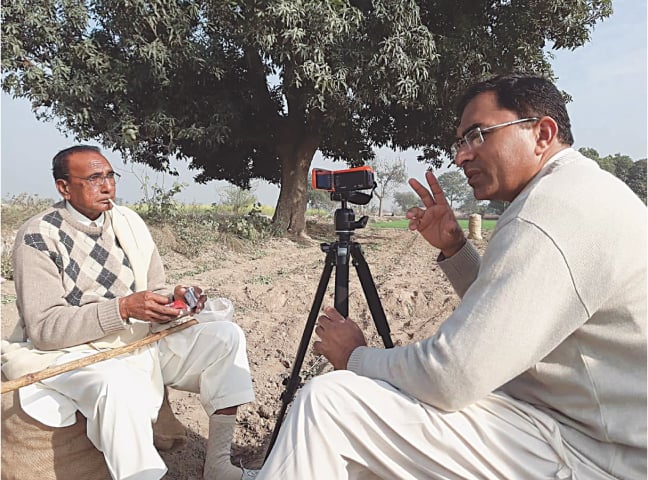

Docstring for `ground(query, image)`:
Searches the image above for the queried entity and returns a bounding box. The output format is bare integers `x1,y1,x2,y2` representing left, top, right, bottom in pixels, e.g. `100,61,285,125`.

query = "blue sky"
1,0,646,206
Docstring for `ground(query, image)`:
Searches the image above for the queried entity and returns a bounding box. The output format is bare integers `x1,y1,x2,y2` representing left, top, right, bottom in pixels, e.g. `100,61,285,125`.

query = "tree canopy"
392,190,420,214
578,147,646,203
2,0,612,236
626,159,647,204
437,170,466,208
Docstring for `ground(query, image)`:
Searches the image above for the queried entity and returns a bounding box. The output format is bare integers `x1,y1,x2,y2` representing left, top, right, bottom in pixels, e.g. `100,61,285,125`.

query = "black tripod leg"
334,240,351,317
264,245,335,460
351,242,394,348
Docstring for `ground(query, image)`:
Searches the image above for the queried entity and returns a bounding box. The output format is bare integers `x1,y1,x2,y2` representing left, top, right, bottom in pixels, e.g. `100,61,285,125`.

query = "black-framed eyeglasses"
63,171,121,187
450,117,539,158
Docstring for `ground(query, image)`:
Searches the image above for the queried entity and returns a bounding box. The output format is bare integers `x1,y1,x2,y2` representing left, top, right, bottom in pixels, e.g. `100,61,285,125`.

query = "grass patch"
371,218,497,231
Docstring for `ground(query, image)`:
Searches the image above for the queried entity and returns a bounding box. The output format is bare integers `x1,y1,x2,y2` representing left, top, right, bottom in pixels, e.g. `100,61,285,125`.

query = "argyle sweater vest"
24,209,137,306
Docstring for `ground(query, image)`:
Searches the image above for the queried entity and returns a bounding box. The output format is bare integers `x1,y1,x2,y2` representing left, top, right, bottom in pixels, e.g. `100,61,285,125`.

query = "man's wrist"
440,238,467,260
346,346,365,372
118,297,129,320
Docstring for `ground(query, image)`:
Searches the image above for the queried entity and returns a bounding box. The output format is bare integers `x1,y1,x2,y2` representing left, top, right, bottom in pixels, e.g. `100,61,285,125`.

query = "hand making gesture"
406,171,467,258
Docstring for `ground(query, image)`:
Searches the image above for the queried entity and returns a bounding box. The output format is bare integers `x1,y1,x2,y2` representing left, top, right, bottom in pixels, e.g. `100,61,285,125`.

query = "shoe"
241,467,260,479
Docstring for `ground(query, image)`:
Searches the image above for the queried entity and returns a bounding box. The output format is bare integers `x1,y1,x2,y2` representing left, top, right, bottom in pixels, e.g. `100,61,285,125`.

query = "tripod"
264,191,394,460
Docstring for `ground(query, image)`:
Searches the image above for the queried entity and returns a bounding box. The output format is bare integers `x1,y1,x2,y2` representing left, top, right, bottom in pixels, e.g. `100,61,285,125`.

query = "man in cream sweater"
2,145,257,480
259,74,646,479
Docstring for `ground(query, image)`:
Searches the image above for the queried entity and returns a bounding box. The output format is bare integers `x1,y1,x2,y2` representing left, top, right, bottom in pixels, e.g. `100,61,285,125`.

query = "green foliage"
218,185,257,215
579,147,646,204
307,180,336,212
626,159,647,204
1,193,56,230
371,218,497,231
437,170,469,208
459,196,488,216
218,205,277,241
578,147,601,162
2,0,612,236
392,191,420,214
137,180,188,222
609,153,634,183
485,200,509,215
1,194,57,280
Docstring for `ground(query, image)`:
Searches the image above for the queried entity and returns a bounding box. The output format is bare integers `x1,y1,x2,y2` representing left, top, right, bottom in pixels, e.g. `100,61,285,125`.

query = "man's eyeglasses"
450,117,539,158
64,172,121,187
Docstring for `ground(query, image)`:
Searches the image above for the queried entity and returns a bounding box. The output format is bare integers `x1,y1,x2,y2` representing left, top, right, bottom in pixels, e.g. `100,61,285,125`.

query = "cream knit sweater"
348,149,647,479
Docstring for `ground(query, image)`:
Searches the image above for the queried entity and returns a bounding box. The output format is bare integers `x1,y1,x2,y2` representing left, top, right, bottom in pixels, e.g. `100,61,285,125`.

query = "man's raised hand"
406,171,466,258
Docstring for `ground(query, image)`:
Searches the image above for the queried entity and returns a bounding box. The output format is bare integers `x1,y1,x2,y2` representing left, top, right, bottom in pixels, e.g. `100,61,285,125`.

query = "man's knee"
296,370,360,412
195,321,246,351
80,362,142,399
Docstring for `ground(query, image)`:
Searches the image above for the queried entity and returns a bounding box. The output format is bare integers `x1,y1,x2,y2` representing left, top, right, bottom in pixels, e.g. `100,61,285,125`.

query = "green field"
371,217,497,231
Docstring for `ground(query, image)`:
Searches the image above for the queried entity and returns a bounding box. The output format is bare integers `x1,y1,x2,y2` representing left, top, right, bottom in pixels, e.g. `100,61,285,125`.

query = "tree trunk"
376,189,384,217
272,134,320,238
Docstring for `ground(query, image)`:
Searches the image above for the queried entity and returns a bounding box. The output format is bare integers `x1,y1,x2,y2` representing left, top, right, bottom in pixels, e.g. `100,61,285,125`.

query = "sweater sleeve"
347,218,589,411
437,241,481,298
13,236,125,351
146,245,170,296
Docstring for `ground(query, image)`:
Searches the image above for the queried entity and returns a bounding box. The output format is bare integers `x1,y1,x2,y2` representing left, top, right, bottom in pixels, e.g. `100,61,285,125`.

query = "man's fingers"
425,171,450,207
322,306,346,322
408,178,436,208
315,315,333,337
406,208,425,231
405,206,425,219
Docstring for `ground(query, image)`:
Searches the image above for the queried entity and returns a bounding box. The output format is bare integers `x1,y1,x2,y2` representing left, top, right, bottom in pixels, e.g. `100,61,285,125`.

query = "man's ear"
534,116,559,155
55,179,70,199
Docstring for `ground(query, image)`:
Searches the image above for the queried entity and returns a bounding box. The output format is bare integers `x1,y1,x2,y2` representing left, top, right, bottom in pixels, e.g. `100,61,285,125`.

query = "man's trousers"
22,321,255,480
259,370,613,479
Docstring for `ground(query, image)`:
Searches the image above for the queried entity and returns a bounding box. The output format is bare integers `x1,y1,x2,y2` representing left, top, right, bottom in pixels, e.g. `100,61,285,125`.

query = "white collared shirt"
65,201,105,227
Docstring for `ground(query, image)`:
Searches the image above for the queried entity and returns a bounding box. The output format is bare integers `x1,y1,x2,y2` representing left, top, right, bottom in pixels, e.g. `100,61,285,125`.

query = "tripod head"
330,190,371,241
330,190,373,206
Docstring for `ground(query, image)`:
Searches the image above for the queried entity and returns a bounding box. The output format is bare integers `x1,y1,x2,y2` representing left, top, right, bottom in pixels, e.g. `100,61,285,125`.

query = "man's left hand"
313,306,367,370
172,285,207,313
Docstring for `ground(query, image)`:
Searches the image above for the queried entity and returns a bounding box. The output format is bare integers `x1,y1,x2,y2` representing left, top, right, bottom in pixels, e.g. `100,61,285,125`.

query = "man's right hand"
118,291,182,323
406,171,466,258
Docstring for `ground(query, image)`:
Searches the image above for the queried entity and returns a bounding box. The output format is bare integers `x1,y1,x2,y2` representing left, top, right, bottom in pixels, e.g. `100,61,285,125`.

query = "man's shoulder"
515,150,642,214
498,149,645,243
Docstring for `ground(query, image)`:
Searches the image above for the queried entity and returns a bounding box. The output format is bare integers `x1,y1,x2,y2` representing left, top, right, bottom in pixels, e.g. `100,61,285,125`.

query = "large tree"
2,0,612,237
392,190,420,214
368,157,407,216
437,170,467,208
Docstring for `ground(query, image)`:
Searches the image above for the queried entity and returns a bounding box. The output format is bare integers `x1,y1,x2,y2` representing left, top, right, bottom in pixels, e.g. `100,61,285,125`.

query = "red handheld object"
170,299,188,310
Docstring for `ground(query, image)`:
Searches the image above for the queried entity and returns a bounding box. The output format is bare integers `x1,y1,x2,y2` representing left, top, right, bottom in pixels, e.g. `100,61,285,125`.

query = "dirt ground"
1,221,488,478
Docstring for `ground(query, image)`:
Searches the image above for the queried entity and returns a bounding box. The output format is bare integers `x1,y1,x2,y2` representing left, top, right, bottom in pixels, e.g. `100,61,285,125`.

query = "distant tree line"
578,148,646,204
433,170,508,217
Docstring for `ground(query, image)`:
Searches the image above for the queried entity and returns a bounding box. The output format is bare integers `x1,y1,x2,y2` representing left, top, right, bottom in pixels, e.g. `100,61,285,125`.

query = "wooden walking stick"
1,319,198,394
